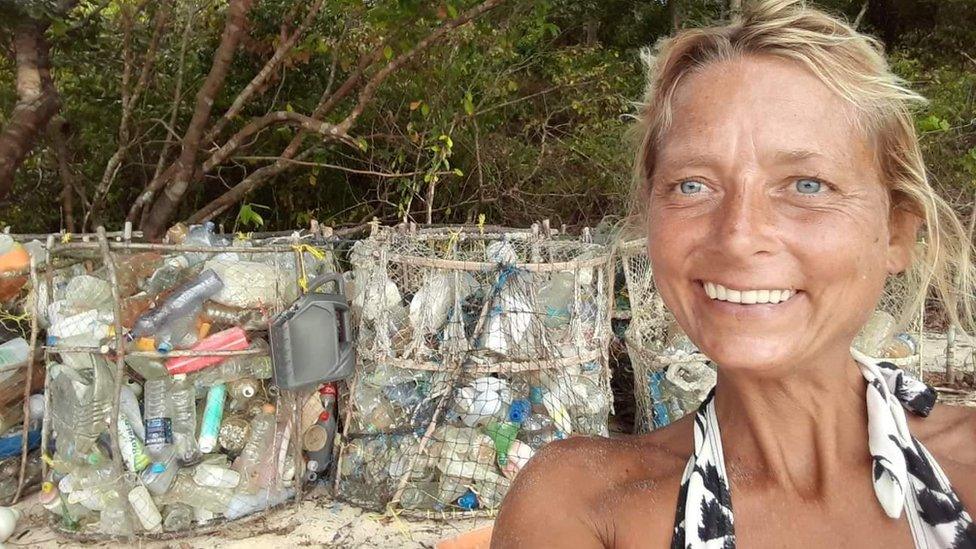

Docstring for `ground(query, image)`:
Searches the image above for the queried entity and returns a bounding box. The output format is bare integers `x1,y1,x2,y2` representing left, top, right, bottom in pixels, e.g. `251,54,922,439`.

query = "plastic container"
270,274,354,389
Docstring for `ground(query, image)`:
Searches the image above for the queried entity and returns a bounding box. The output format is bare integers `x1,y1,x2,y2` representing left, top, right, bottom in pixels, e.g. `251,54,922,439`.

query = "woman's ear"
886,205,921,274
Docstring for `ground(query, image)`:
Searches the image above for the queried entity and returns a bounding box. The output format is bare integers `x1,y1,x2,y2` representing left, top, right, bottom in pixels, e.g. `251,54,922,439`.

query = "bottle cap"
151,462,166,474
303,425,328,452
319,383,337,396
508,399,531,423
457,490,479,510
319,411,331,422
529,387,544,405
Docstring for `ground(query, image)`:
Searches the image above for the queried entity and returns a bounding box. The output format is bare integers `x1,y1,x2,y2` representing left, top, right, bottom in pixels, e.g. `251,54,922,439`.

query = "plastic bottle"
145,255,189,296
143,378,173,458
485,421,519,466
518,413,555,450
155,312,199,353
197,384,226,454
164,327,248,375
169,378,200,463
118,416,150,472
189,338,272,387
118,385,144,440
193,463,240,489
232,412,276,487
162,503,193,532
127,484,162,531
158,473,233,515
304,384,337,475
228,377,259,405
536,272,575,328
202,302,268,331
114,252,162,296
218,414,250,456
0,338,28,369
65,275,113,312
508,399,531,424
142,446,180,496
225,487,294,520
648,370,672,429
131,269,224,338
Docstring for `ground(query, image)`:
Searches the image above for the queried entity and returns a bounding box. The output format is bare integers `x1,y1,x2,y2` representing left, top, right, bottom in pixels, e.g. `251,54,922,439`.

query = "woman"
492,1,975,547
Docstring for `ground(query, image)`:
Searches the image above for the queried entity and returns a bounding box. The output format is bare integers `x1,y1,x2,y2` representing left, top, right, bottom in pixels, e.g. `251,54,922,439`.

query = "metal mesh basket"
335,224,614,516
40,227,338,539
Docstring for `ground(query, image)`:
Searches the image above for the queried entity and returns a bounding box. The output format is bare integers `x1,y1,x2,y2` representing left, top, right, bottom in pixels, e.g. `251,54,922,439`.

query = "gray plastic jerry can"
270,273,355,390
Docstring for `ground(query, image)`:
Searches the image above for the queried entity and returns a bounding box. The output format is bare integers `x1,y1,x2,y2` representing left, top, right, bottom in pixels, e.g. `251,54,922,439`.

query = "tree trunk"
140,0,255,240
0,20,60,200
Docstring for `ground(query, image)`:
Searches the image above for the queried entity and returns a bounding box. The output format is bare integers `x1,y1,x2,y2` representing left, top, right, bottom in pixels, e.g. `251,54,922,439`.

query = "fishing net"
40,226,340,539
335,225,614,516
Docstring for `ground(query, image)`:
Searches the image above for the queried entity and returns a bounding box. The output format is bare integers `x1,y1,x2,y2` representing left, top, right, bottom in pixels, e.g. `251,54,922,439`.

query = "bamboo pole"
96,227,127,476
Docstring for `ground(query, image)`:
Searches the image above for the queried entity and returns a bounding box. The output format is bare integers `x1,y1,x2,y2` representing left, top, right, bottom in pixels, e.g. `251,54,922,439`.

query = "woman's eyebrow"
771,148,825,163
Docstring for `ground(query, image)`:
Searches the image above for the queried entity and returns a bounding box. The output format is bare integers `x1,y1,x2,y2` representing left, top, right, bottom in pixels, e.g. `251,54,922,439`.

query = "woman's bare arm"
491,439,606,548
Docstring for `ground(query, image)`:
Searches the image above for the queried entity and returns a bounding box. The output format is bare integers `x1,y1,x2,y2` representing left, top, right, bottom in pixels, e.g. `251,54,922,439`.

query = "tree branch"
204,0,326,144
141,0,255,239
336,0,506,134
0,19,60,199
188,0,506,226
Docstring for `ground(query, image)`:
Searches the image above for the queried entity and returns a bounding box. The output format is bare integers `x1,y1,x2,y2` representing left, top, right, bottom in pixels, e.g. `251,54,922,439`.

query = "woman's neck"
712,344,869,497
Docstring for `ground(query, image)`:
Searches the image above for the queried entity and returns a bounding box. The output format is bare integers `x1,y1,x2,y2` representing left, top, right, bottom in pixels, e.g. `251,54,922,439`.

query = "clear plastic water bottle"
143,378,173,458
0,338,29,369
189,338,272,387
145,255,189,296
131,269,224,338
162,503,193,532
141,445,180,496
232,412,275,487
304,384,337,477
169,378,199,463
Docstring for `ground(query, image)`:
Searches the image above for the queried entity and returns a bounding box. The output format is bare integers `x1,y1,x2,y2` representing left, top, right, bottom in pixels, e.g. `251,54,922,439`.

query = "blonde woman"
493,1,975,547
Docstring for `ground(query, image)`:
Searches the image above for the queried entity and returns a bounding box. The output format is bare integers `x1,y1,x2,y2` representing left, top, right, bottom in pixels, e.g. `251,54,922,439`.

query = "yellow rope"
60,233,72,243
291,243,328,292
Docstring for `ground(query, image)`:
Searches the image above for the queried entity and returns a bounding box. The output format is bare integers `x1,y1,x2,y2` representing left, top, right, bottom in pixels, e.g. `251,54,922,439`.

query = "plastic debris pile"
41,225,339,536
336,225,614,515
0,235,46,504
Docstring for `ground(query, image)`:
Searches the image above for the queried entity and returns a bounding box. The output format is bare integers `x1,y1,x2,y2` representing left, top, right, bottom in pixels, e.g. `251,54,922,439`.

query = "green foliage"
0,0,974,233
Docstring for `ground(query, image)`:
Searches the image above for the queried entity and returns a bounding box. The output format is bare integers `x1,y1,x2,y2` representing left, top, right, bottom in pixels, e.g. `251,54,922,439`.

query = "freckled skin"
492,56,976,548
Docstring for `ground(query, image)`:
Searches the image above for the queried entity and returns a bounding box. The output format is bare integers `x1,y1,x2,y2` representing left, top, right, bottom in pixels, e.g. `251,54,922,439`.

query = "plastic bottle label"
145,417,173,447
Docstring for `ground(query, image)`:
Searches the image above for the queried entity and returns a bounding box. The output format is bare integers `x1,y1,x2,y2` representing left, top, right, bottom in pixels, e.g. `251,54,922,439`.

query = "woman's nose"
710,186,778,259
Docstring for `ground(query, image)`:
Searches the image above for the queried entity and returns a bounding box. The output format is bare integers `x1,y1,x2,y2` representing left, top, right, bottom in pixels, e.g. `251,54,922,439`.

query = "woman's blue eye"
679,181,704,194
795,178,822,194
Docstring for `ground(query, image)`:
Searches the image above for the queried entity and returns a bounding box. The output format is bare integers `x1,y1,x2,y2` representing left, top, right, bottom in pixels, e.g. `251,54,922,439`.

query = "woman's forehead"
658,55,870,168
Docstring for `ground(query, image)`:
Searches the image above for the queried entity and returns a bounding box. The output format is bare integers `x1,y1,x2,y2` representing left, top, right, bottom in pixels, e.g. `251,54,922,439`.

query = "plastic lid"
240,384,256,399
151,462,166,474
318,411,331,422
303,425,328,452
41,481,54,493
87,452,102,465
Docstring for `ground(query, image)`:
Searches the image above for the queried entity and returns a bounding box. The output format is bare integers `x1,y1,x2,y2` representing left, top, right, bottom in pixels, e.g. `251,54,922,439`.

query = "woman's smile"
694,279,804,321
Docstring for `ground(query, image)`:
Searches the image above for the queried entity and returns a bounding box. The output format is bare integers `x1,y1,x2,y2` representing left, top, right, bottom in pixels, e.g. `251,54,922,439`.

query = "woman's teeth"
703,281,796,304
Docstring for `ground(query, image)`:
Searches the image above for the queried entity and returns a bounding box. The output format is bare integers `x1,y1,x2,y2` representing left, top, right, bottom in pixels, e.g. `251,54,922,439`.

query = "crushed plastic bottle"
131,269,224,338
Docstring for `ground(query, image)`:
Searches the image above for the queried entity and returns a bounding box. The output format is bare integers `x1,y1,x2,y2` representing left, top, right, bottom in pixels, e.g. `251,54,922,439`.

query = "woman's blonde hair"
629,0,975,334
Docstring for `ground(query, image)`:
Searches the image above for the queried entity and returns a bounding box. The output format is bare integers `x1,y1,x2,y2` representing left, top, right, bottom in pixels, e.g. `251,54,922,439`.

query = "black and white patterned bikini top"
671,349,976,549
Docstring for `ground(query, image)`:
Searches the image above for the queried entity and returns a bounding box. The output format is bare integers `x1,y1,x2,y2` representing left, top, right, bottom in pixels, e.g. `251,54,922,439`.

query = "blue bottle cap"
157,341,173,354
457,490,479,510
529,387,544,405
508,399,531,424
151,462,166,474
45,335,58,346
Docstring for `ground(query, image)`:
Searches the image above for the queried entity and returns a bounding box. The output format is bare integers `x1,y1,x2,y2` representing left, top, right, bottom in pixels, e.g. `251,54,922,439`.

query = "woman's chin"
697,336,805,375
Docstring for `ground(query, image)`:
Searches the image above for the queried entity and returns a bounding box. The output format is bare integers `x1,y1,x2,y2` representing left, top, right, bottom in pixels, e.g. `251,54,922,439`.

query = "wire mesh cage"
335,224,614,516
40,225,339,539
0,234,49,506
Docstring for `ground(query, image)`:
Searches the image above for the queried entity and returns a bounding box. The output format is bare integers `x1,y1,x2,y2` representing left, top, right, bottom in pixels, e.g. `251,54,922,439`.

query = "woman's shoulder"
910,402,976,463
490,416,695,548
